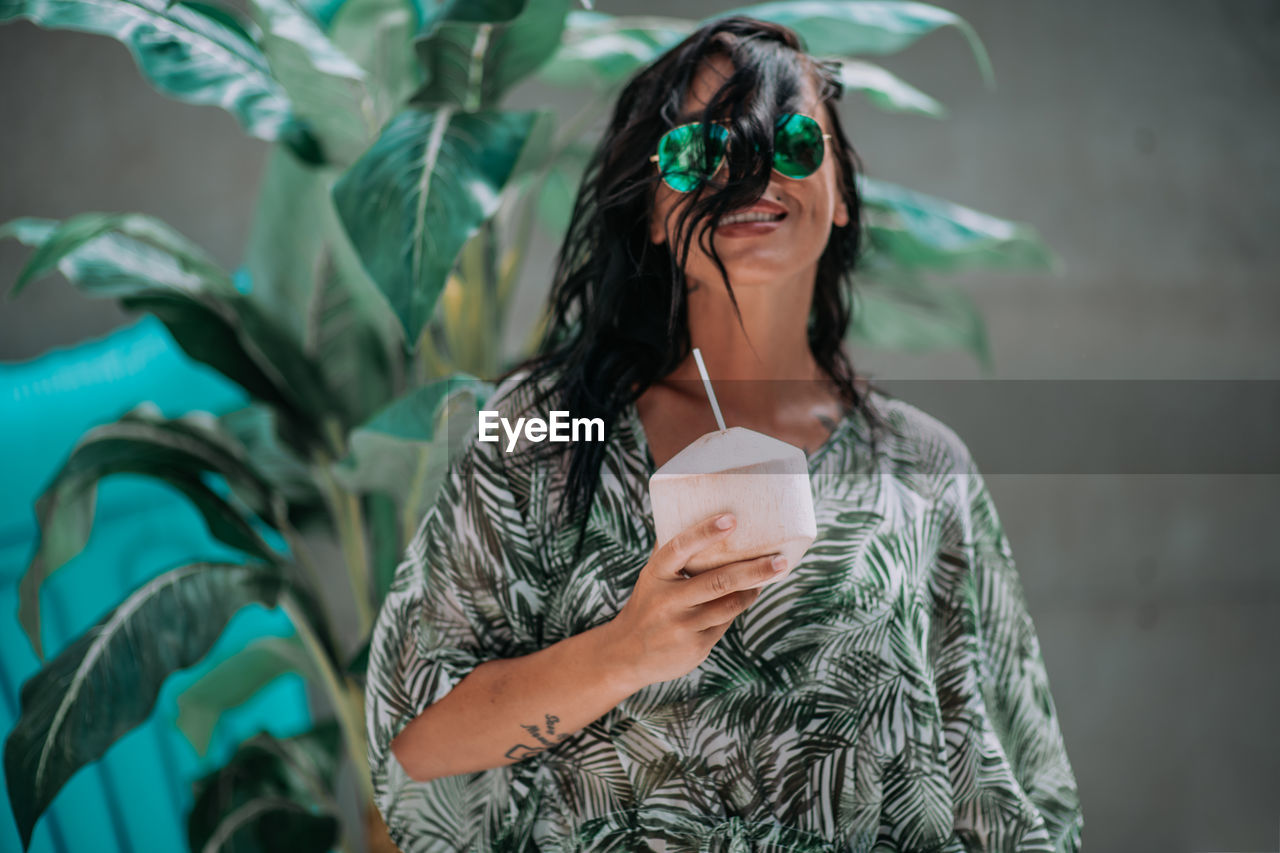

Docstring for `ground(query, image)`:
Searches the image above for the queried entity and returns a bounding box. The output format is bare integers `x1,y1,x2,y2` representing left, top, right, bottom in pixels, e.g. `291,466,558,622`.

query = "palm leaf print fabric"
365,371,1084,852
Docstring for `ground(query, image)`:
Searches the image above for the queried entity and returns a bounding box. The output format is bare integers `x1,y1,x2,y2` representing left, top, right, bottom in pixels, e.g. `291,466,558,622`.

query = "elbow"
390,731,437,784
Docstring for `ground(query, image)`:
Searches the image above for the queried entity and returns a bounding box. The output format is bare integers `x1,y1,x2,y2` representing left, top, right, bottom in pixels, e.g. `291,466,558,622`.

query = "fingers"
686,553,787,606
651,513,736,580
694,587,763,634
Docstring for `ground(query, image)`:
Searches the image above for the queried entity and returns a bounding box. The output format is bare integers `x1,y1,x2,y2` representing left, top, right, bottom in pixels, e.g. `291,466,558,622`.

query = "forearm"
389,621,640,783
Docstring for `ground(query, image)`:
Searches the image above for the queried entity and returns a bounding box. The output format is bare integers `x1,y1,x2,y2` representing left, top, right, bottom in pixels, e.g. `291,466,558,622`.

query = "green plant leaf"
18,406,287,661
328,0,423,128
0,0,296,142
859,176,1061,274
417,0,527,33
2,214,342,443
366,490,400,605
7,212,231,299
245,148,401,426
193,797,339,853
332,375,490,533
248,0,376,165
187,723,344,853
849,275,992,370
175,634,316,758
331,108,538,346
412,0,569,109
536,11,693,87
3,562,289,851
219,405,323,508
832,57,946,117
716,0,994,87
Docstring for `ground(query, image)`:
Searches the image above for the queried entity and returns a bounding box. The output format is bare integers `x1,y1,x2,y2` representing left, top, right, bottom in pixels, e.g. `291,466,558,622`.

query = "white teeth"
720,211,785,225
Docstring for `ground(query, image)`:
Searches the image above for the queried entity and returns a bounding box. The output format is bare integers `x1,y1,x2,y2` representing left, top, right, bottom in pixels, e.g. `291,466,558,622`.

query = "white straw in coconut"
691,347,727,432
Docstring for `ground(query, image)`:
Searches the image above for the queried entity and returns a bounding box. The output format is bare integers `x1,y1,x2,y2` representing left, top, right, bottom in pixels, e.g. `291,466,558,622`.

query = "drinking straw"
691,347,727,432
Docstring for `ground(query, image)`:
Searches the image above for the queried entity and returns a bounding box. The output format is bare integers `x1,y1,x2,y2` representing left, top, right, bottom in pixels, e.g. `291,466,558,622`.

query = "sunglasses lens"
773,113,825,179
657,123,728,192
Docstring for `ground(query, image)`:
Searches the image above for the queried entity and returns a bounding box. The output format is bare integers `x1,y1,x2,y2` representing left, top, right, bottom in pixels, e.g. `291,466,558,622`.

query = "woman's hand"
601,513,788,692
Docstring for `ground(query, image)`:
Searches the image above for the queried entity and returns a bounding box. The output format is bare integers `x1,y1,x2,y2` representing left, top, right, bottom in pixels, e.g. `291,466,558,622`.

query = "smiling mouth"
719,210,786,226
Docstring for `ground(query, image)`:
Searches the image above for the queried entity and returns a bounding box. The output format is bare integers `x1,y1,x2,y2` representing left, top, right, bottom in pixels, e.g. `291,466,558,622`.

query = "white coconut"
648,426,816,577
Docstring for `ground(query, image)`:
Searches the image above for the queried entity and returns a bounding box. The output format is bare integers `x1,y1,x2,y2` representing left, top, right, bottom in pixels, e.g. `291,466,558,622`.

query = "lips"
719,200,788,226
715,200,788,236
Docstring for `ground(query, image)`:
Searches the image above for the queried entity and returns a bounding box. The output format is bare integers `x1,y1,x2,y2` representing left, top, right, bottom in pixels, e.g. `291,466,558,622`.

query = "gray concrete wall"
2,1,1277,850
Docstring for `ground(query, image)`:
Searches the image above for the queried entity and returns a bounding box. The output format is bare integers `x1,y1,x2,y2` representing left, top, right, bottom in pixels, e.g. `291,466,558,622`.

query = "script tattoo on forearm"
503,714,569,761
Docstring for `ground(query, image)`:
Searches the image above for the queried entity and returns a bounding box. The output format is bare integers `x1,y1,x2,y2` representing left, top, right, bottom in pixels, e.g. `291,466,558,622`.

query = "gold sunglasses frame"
648,113,834,190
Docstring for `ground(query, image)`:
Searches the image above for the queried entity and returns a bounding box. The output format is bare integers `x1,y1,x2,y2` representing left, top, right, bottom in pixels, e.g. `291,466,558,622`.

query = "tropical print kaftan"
365,371,1084,852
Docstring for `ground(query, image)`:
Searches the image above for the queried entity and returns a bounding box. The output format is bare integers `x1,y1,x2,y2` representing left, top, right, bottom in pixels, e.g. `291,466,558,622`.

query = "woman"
365,16,1083,852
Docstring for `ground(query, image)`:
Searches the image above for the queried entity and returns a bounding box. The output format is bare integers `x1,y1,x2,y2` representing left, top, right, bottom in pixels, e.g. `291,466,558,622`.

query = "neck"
668,264,825,414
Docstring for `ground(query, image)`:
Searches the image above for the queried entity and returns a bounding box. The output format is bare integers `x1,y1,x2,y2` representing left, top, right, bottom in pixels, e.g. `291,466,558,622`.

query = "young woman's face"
648,53,850,292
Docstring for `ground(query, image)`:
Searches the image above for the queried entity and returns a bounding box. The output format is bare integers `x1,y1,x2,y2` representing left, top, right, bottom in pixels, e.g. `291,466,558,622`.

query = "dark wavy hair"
500,15,889,559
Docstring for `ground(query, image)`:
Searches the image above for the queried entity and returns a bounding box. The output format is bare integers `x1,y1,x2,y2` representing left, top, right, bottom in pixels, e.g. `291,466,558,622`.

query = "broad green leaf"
859,176,1061,273
3,562,289,851
849,274,992,370
175,634,316,757
188,723,343,853
366,491,400,605
219,404,322,506
7,212,231,299
194,798,338,853
331,108,538,345
536,11,693,87
0,0,296,142
717,1,994,86
244,149,331,347
178,0,257,46
244,148,401,425
18,406,286,661
3,214,342,439
333,376,490,532
248,0,376,165
412,0,569,109
328,0,422,127
833,57,945,117
418,0,526,33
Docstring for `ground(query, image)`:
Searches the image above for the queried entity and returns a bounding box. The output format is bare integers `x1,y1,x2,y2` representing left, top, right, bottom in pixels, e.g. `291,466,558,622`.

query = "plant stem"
481,219,501,376
315,463,375,640
281,596,376,826
416,326,452,383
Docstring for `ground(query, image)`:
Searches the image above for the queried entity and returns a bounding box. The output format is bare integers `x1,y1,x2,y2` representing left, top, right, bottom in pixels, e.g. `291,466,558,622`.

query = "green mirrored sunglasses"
649,113,833,193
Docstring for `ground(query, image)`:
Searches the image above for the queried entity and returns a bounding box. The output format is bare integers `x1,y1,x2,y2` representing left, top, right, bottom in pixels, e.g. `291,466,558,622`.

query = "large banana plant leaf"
859,176,1060,274
536,1,992,91
176,634,318,758
244,147,403,426
331,107,540,346
718,0,993,84
334,374,491,539
327,0,423,123
834,59,946,117
247,0,377,167
412,0,569,109
2,562,291,851
0,0,302,144
15,406,291,661
1,215,344,449
534,12,694,87
187,722,345,852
